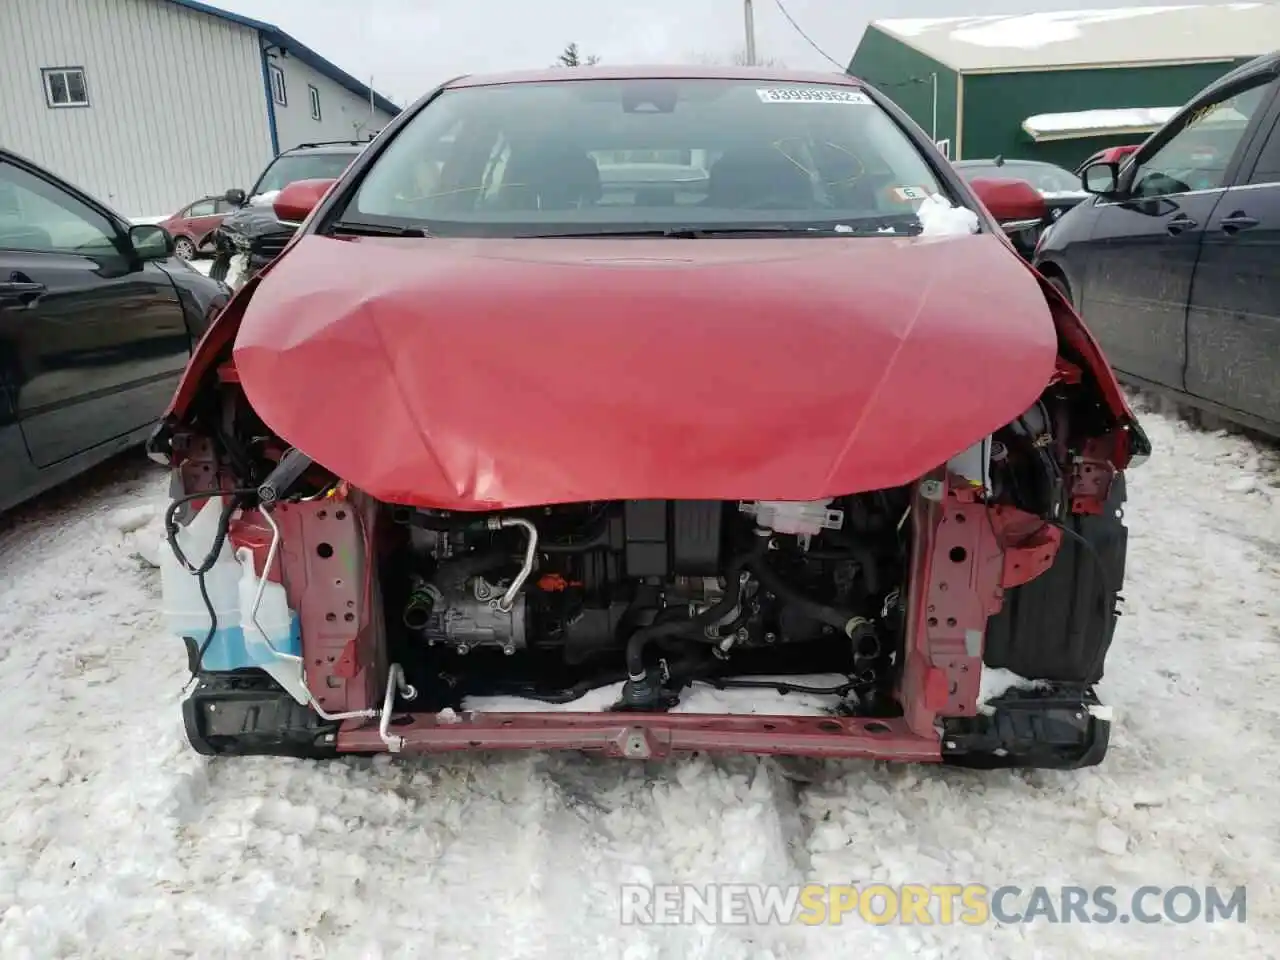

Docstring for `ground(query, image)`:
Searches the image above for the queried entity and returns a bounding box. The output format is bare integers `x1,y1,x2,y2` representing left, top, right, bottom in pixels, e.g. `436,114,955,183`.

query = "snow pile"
883,7,1189,46
128,215,169,225
107,501,166,569
1023,107,1179,139
248,190,281,207
949,8,1188,50
463,675,852,715
915,194,980,236
674,676,848,715
976,667,1047,714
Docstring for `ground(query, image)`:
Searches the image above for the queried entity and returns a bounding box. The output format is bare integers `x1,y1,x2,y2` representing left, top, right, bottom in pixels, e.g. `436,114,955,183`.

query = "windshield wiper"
526,223,915,239
330,221,429,238
525,226,825,238
660,225,830,238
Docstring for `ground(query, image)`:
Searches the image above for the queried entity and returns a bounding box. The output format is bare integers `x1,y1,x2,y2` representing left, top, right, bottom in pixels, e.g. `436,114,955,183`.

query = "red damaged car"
150,66,1149,768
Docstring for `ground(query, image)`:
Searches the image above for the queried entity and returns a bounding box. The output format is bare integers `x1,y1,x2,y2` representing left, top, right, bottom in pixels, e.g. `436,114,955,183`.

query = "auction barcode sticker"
756,88,871,105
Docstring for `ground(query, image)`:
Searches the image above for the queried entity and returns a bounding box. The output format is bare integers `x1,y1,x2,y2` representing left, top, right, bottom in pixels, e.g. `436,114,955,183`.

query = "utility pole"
743,0,757,66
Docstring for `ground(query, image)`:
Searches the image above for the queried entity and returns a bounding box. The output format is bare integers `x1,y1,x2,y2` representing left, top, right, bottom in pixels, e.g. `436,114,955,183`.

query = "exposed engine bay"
367,399,1075,716
383,492,910,714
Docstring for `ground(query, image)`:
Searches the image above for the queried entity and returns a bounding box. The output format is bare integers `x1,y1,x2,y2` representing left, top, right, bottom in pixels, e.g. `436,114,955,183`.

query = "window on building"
269,64,287,106
42,67,90,108
309,84,322,121
935,138,951,159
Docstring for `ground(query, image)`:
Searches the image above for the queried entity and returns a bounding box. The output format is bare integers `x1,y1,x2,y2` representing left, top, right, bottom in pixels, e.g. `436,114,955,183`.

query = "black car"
1035,51,1280,438
0,148,231,512
954,157,1090,259
209,141,366,285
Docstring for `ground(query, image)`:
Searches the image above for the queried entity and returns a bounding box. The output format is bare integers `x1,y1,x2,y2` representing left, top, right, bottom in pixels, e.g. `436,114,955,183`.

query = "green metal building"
848,4,1278,169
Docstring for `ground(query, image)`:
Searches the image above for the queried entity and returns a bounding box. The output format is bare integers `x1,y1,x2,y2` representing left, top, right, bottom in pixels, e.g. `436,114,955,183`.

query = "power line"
772,0,847,71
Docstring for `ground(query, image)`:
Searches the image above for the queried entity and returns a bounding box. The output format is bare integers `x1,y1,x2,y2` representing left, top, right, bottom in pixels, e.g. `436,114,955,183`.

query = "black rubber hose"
805,543,880,593
538,523,612,553
815,530,881,593
403,581,434,630
623,540,765,678
497,672,630,704
746,555,860,636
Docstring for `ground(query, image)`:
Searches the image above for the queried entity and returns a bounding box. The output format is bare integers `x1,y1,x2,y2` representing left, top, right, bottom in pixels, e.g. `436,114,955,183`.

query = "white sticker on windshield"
756,88,871,105
891,186,929,202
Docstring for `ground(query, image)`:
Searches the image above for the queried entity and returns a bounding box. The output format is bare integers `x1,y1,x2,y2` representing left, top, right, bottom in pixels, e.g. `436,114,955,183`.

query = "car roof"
280,142,367,155
1190,49,1280,104
445,64,864,89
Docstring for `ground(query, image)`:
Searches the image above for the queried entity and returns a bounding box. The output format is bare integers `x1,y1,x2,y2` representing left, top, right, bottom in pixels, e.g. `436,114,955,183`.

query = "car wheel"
174,236,196,260
1045,274,1072,305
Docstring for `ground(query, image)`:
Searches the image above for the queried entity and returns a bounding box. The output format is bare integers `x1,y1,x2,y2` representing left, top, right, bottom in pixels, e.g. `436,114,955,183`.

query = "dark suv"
210,141,366,284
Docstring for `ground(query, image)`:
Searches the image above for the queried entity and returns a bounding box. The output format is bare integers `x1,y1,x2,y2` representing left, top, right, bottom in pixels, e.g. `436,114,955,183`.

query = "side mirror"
223,187,248,207
1081,161,1121,196
129,223,175,261
273,178,337,225
968,177,1047,232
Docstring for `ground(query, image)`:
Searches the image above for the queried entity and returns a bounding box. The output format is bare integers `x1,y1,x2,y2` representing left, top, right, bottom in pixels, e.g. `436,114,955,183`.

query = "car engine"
387,493,909,710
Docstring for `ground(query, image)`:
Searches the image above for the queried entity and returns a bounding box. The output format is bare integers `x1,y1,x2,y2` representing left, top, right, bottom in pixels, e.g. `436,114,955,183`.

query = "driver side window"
0,161,118,254
1130,79,1271,199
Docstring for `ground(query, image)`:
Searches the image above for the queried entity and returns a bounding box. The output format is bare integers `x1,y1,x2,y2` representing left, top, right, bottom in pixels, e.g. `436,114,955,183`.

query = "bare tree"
557,42,601,67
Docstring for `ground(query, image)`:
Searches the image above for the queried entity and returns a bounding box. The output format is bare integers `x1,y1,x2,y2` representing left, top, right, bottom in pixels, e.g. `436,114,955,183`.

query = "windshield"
339,78,955,236
956,161,1082,195
251,152,360,196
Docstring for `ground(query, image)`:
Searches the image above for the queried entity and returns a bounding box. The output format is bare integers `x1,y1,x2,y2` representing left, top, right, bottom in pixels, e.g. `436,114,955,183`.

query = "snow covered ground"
0,400,1277,959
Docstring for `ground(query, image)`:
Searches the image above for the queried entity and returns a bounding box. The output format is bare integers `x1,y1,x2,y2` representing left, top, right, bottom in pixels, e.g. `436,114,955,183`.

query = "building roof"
165,0,399,114
447,64,860,87
871,4,1280,73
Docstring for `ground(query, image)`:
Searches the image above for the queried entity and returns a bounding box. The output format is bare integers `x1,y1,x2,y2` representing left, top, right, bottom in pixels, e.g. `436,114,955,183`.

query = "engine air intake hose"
624,539,766,680
746,555,866,639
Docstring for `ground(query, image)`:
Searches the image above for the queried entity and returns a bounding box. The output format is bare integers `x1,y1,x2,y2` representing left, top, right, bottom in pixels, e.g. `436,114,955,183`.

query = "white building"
0,0,400,216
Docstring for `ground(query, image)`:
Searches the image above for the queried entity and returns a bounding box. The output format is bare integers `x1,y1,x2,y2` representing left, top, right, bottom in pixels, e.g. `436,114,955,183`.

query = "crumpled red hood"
232,233,1058,509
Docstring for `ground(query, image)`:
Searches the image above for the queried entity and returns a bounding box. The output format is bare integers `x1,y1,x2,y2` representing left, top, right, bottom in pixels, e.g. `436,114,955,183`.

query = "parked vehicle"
1036,51,1280,437
1074,144,1140,176
208,141,365,286
954,157,1090,259
0,148,230,513
151,66,1147,769
158,195,237,260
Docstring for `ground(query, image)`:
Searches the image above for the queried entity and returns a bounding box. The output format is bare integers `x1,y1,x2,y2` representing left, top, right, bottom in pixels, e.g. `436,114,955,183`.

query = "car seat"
704,147,815,209
497,146,602,210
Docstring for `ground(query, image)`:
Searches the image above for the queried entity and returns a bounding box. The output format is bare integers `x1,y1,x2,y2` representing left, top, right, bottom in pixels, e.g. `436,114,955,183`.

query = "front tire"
1045,273,1072,305
174,236,196,260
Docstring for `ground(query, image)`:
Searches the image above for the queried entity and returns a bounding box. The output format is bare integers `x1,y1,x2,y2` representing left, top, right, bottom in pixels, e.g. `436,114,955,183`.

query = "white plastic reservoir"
158,498,309,704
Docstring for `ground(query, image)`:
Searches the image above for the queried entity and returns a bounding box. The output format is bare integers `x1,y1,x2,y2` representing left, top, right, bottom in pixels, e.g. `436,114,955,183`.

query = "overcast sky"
205,0,1179,106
